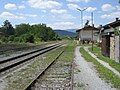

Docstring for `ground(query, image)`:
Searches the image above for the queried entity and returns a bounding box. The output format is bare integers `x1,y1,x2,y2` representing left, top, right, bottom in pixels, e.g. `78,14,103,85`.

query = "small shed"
102,18,120,63
76,25,99,44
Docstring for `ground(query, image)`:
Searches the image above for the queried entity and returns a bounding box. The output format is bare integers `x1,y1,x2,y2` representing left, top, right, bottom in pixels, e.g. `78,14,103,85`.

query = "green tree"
0,20,15,36
22,33,34,43
15,23,31,36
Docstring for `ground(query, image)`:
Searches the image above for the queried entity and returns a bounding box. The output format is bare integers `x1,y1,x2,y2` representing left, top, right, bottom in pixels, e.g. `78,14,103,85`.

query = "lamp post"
77,8,87,43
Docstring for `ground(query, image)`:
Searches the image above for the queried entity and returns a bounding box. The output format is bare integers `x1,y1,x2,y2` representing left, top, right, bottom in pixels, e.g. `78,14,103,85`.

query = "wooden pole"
91,12,94,51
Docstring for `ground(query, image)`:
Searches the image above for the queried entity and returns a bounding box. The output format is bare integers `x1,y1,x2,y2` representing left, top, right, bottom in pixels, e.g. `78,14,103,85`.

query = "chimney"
116,17,119,21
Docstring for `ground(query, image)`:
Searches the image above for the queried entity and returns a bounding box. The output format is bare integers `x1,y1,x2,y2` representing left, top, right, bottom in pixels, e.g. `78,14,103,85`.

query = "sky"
0,0,120,30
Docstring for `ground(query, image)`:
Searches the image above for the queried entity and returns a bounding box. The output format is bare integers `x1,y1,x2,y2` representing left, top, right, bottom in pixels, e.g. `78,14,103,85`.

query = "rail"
0,43,62,76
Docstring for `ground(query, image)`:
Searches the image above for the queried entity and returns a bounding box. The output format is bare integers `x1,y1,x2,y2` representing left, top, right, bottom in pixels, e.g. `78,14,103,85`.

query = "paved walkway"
84,47,120,77
74,46,116,90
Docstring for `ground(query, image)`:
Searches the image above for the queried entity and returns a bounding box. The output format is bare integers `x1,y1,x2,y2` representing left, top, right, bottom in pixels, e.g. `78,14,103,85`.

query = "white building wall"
80,30,98,41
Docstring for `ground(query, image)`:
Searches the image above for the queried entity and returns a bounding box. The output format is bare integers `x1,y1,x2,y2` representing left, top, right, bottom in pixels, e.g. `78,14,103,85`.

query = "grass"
59,42,75,63
76,43,91,46
58,42,75,79
48,74,70,78
89,46,120,73
80,47,120,89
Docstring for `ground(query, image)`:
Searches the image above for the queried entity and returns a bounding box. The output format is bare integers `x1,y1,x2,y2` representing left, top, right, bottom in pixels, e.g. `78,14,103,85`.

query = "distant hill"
65,29,78,33
54,30,77,37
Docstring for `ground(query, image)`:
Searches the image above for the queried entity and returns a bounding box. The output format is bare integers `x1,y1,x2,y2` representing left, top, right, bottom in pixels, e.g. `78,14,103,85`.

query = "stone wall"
115,36,120,63
110,36,115,60
110,36,120,63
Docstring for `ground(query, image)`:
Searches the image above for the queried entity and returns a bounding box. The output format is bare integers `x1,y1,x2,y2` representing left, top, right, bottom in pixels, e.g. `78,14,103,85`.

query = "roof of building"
103,18,120,29
76,25,99,32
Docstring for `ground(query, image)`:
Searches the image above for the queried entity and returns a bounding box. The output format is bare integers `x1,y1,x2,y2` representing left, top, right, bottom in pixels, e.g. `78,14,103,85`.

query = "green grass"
48,74,70,78
89,46,120,73
59,42,75,63
80,47,120,89
76,43,91,46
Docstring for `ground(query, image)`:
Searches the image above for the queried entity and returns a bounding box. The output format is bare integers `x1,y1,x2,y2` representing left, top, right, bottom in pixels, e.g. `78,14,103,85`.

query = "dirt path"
84,47,120,77
74,46,116,90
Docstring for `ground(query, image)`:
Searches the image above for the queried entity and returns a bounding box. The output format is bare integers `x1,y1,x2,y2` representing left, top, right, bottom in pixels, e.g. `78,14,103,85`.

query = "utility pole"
91,12,94,51
77,8,87,43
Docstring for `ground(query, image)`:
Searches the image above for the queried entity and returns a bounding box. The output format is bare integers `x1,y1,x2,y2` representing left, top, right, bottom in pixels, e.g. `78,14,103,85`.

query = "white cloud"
50,9,75,20
48,22,77,29
66,0,80,2
18,5,25,9
86,7,97,12
83,15,91,20
28,0,62,9
41,10,47,13
51,9,67,14
67,4,80,10
0,12,25,20
84,0,90,3
27,14,37,17
116,6,120,10
4,3,17,10
4,3,26,10
61,14,76,19
101,12,120,19
66,0,90,3
18,13,37,17
101,4,115,11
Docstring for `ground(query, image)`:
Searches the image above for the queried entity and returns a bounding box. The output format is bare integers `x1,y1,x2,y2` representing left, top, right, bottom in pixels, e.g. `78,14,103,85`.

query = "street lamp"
77,8,87,43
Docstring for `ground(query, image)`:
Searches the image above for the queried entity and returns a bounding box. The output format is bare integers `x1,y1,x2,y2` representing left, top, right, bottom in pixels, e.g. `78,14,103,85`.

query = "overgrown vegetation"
89,46,120,73
59,42,74,63
80,47,120,89
4,45,65,90
4,42,75,90
0,20,61,43
114,30,120,36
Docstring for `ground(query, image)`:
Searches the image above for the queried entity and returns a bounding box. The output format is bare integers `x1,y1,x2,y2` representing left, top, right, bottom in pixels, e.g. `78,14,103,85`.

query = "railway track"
23,46,73,90
0,43,62,77
0,42,57,57
0,44,43,56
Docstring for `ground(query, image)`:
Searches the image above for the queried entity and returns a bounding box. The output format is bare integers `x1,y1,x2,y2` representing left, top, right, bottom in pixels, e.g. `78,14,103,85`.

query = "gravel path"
74,46,116,90
84,47,120,77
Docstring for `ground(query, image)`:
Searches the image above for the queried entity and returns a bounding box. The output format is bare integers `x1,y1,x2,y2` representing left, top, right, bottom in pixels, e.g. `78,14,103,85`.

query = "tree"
15,23,31,36
22,33,34,43
1,20,15,36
